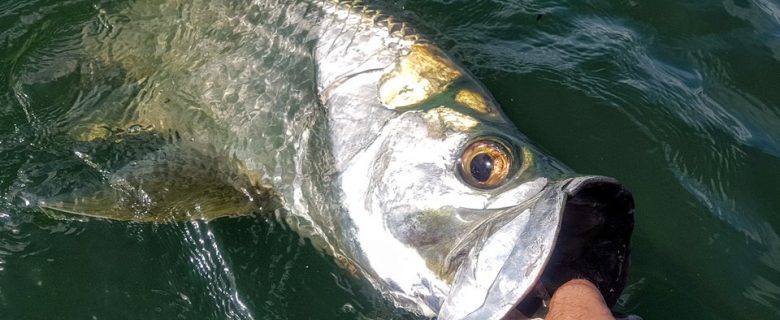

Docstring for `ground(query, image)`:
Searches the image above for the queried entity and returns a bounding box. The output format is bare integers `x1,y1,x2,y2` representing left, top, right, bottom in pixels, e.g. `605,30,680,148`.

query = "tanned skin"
547,279,615,320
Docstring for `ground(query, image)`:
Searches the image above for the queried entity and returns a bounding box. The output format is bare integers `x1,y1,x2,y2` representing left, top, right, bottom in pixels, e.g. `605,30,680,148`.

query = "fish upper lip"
439,176,634,320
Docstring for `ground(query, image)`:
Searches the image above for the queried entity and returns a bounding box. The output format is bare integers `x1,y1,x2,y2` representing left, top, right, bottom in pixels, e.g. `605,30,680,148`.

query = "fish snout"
439,176,634,320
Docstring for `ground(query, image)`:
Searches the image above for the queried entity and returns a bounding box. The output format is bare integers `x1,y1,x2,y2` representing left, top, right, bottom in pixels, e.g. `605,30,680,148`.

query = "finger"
546,279,615,320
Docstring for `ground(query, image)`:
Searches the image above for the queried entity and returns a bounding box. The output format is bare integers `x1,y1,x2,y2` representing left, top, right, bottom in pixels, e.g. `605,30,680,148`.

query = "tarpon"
40,0,635,319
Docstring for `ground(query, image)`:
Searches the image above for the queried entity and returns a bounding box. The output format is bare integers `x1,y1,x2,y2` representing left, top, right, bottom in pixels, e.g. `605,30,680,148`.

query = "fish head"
348,67,634,318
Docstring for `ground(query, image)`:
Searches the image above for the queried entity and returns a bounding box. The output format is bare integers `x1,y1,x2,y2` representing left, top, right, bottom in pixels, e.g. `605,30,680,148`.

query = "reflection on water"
177,221,254,320
2,0,780,319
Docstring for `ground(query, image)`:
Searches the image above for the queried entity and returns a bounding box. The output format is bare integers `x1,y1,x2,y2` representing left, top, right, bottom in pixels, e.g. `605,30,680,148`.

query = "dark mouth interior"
515,178,635,317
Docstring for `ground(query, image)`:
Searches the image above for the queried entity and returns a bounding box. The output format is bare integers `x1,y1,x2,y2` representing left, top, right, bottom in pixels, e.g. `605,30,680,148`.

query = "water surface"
2,0,780,319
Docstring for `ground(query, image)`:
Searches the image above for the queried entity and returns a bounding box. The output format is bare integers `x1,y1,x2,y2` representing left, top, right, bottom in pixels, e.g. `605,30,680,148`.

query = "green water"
2,0,780,319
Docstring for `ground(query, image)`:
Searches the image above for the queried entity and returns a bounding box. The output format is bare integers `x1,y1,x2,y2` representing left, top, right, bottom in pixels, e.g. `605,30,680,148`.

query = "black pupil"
470,153,494,182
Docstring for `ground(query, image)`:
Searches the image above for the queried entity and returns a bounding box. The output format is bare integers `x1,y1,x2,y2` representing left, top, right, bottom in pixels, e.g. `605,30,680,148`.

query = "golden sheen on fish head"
315,3,633,319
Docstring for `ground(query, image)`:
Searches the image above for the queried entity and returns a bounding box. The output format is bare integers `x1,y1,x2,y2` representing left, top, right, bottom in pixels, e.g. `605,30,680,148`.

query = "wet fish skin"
314,2,632,319
44,1,634,319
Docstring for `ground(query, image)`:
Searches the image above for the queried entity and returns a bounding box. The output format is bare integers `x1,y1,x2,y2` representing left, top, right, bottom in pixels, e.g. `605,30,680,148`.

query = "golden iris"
459,139,513,189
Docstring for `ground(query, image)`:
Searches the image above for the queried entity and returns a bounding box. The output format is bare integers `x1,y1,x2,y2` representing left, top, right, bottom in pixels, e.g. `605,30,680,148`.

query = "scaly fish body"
44,1,635,319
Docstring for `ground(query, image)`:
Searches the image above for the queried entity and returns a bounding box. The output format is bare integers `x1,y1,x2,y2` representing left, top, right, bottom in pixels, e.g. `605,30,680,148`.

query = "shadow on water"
2,0,780,319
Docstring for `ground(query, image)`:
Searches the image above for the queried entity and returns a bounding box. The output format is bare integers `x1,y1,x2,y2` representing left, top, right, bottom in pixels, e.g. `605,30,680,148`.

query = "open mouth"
514,176,635,318
439,176,634,320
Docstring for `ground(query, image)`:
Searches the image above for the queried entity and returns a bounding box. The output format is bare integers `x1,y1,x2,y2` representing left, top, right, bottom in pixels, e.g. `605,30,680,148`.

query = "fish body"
44,1,635,319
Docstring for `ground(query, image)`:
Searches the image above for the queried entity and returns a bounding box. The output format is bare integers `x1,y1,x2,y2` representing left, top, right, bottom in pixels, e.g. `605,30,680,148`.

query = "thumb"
546,279,615,320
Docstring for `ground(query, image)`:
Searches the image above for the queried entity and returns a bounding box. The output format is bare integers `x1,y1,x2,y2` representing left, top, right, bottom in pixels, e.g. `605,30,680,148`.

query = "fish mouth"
439,176,634,320
515,176,634,318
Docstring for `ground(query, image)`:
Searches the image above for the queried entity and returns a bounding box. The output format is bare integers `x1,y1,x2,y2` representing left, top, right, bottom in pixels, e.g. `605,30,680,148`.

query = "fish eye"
458,138,515,189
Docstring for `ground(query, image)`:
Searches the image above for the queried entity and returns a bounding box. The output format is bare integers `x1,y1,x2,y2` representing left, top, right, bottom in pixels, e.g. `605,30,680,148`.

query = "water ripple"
723,0,780,61
177,221,255,320
2,0,780,319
